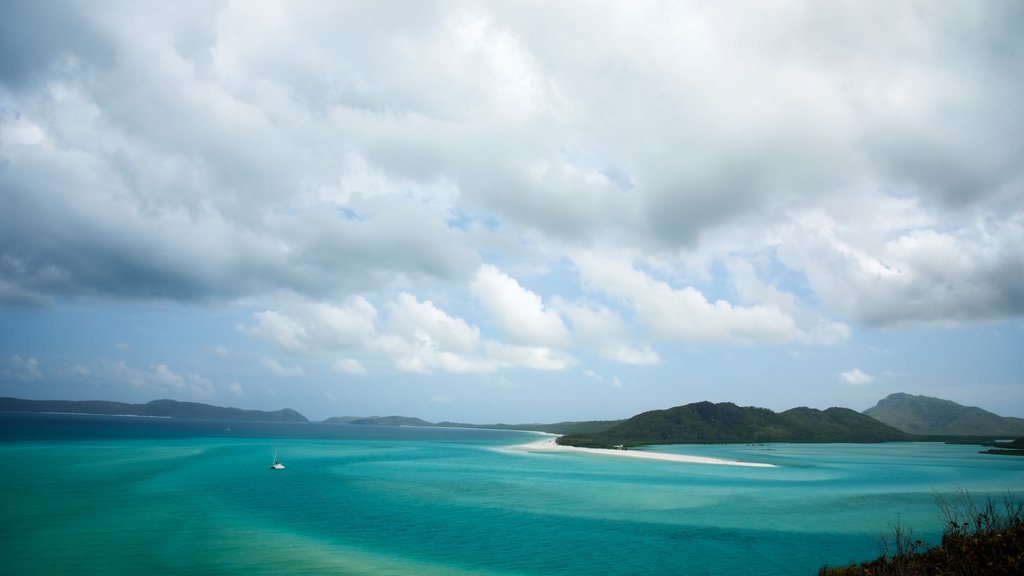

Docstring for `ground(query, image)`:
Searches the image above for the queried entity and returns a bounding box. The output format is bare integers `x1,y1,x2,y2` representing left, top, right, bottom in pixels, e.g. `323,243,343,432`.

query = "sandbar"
511,437,776,468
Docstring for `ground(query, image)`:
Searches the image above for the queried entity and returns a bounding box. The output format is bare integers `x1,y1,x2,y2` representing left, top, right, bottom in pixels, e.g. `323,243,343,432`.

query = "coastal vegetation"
978,437,1024,456
819,491,1024,575
557,401,912,448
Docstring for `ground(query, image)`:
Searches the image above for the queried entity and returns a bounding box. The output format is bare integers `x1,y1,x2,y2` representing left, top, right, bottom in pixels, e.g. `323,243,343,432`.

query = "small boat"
269,449,285,470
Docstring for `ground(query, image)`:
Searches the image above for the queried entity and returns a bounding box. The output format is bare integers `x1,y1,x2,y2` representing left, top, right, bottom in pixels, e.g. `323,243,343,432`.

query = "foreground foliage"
819,491,1024,576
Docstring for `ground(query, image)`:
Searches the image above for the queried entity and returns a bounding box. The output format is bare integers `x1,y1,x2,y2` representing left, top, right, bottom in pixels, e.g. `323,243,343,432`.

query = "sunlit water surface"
2,413,1022,575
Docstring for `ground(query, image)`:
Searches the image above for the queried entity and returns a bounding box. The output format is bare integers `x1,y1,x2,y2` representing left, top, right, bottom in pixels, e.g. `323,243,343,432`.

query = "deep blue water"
2,412,1022,575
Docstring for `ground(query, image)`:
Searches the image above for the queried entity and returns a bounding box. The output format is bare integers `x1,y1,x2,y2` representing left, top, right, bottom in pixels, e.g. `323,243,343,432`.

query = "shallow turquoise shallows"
2,413,1022,575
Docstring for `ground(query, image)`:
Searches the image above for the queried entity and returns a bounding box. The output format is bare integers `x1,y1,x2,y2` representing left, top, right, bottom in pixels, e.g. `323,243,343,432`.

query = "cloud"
377,292,575,374
149,364,215,397
3,355,42,381
1,1,1022,345
553,297,661,365
237,291,576,376
261,358,305,378
574,252,802,344
779,208,1024,327
470,264,568,345
239,311,310,355
105,360,216,397
840,368,875,386
206,345,229,359
724,258,850,345
332,358,367,376
238,297,378,356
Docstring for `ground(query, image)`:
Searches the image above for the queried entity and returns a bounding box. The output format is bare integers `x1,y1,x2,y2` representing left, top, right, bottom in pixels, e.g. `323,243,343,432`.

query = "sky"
1,1,1022,423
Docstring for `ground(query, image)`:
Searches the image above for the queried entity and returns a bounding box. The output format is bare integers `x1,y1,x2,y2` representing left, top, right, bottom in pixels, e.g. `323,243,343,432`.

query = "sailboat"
269,449,285,470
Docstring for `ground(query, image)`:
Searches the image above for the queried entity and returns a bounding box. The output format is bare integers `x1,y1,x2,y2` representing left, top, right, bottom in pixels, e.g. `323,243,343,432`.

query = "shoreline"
512,436,776,468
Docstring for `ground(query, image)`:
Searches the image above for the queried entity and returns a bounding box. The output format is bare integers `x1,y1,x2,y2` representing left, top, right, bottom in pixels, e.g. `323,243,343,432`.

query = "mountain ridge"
863,392,1024,436
557,401,913,448
0,397,308,422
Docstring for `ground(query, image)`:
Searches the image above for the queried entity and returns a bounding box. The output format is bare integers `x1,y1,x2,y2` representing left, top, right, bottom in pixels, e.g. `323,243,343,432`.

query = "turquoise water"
2,414,1022,575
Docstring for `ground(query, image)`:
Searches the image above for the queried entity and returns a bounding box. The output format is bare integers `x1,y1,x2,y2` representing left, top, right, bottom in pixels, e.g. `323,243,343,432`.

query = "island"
0,397,309,422
557,401,912,448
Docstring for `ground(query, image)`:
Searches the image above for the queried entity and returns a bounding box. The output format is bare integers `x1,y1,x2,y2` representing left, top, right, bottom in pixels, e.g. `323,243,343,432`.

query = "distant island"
0,397,308,422
325,414,620,436
5,393,1023,450
862,392,1024,436
324,415,435,427
557,401,912,448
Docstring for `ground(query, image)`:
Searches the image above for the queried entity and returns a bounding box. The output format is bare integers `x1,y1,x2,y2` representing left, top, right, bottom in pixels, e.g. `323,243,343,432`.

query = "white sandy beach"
512,436,776,468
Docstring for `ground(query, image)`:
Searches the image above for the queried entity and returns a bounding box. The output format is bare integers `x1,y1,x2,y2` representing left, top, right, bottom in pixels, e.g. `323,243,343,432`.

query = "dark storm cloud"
0,1,114,87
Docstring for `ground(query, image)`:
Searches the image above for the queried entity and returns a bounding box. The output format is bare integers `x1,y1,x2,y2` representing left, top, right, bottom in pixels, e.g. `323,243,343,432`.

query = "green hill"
863,393,1024,436
558,401,912,448
0,397,308,422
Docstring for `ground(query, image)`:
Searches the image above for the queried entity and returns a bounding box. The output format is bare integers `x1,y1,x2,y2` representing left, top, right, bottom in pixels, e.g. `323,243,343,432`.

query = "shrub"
818,490,1024,575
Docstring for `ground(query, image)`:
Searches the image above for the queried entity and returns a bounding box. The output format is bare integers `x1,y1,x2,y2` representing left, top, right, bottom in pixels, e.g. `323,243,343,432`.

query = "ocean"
2,413,1022,575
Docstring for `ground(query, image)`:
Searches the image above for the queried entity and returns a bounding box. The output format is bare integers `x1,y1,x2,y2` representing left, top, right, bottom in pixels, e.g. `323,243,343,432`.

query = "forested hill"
557,401,912,448
863,393,1024,436
0,397,308,422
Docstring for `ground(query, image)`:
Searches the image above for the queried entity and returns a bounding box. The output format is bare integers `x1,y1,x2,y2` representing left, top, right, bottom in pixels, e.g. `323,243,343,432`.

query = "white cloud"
840,368,875,386
238,310,312,355
332,358,367,376
151,363,184,387
779,208,1024,327
553,297,661,365
581,369,624,388
227,382,243,395
239,297,378,355
470,264,568,345
386,293,481,358
261,357,305,378
4,355,42,381
574,252,801,344
149,364,215,397
184,372,215,398
377,292,574,374
484,341,576,371
103,360,217,397
724,258,849,345
206,345,229,359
